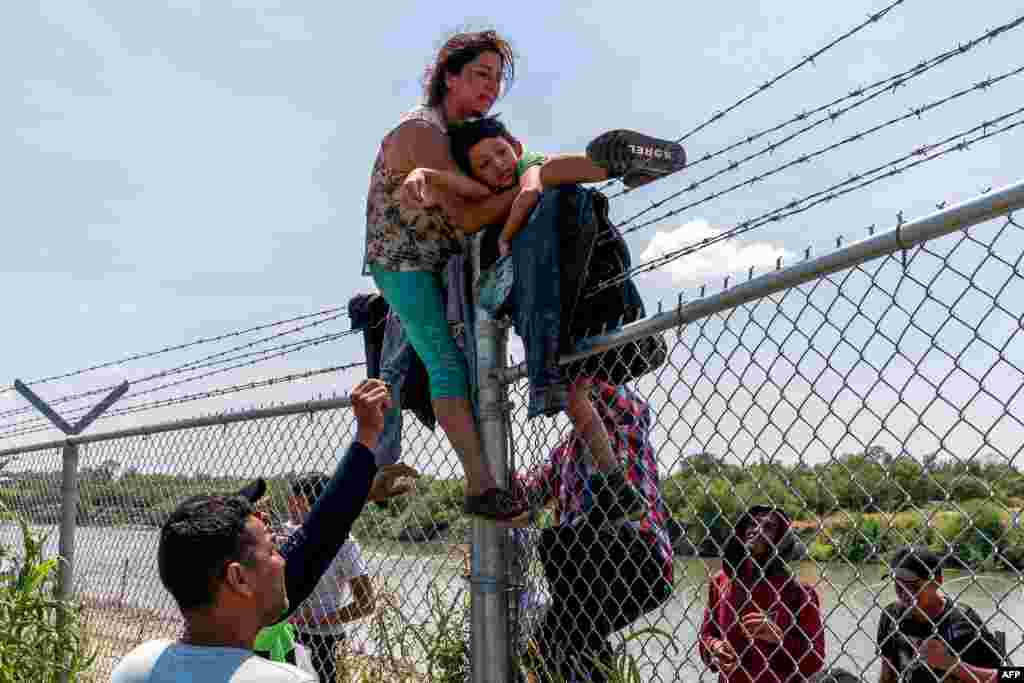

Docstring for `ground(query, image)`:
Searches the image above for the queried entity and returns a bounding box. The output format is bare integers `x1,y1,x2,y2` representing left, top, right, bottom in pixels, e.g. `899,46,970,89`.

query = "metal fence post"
57,441,80,683
472,276,512,681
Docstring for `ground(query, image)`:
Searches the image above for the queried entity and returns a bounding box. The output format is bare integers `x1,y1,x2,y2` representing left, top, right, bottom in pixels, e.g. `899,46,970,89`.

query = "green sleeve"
516,149,547,179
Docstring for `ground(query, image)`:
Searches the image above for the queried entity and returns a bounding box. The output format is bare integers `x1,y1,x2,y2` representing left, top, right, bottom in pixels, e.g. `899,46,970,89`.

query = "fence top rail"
496,177,1024,385
0,394,354,458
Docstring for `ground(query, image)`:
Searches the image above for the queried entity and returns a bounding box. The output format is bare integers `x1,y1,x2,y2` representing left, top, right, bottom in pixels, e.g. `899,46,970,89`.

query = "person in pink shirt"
700,506,825,683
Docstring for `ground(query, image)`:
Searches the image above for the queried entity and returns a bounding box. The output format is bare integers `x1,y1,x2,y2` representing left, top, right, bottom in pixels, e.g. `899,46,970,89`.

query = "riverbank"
6,496,1022,574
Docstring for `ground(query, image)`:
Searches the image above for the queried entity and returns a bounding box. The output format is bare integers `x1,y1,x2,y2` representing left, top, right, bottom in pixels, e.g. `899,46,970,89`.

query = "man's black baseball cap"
235,478,267,504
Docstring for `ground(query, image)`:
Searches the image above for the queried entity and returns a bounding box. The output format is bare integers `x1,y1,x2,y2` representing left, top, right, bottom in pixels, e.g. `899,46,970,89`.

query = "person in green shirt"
253,620,298,665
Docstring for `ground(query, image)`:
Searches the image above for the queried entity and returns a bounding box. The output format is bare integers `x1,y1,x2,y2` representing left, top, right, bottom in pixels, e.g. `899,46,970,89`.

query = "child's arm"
498,165,543,256
538,153,609,187
498,155,610,255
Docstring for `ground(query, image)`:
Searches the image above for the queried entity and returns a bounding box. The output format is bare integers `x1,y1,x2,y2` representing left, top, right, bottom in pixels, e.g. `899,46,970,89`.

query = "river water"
4,524,1022,682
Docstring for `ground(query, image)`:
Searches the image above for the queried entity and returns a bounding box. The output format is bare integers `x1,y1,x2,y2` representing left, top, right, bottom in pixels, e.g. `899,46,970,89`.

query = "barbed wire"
604,14,1024,204
0,362,365,442
586,104,1024,295
0,328,362,436
604,60,1024,243
114,329,360,405
597,0,909,192
102,362,364,421
0,309,351,421
0,305,348,396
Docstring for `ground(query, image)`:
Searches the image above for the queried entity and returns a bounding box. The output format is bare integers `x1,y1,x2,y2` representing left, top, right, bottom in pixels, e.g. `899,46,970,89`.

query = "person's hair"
890,545,944,581
424,30,515,108
448,115,517,178
290,472,331,506
158,494,258,611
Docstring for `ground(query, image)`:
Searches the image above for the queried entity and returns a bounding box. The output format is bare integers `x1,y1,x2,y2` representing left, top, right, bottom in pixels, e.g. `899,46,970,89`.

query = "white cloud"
639,219,793,286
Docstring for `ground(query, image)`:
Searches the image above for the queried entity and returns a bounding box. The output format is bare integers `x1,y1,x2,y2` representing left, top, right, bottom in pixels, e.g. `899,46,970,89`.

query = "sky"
2,0,1023,471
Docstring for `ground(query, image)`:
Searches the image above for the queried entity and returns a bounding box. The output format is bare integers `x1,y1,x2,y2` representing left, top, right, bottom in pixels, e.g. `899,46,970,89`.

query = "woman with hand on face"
700,506,825,683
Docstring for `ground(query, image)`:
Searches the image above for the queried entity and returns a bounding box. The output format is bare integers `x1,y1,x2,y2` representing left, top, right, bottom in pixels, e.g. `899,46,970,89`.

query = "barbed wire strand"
605,14,1024,204
0,362,365,442
605,62,1024,243
0,309,351,420
587,104,1024,294
0,305,348,396
0,328,362,435
597,0,909,192
0,326,350,423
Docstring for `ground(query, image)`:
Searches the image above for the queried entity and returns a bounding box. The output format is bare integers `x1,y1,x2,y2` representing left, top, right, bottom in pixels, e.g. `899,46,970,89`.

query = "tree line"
2,446,1021,568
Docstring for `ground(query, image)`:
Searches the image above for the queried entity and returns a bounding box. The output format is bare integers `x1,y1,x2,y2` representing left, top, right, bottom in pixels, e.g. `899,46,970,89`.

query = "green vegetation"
1,465,476,549
0,506,95,681
662,450,1023,569
4,446,1024,571
336,576,669,683
335,577,469,682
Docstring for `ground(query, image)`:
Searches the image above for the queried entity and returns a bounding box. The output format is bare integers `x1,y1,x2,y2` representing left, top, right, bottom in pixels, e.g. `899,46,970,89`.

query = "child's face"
468,136,520,191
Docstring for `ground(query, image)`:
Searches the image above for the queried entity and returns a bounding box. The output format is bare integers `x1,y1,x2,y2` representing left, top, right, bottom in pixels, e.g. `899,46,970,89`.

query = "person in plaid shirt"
509,378,674,683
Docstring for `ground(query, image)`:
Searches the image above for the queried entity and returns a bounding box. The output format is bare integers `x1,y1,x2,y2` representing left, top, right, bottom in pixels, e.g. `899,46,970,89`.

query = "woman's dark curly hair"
424,30,515,108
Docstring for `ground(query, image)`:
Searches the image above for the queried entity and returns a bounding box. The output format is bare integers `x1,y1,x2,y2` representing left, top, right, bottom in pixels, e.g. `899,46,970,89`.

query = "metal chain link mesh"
0,404,472,682
2,214,1023,682
503,214,1024,683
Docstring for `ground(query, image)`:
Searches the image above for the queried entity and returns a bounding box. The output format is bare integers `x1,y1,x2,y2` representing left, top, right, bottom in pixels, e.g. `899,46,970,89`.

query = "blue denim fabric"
374,312,418,466
478,189,568,418
478,255,514,316
514,190,568,417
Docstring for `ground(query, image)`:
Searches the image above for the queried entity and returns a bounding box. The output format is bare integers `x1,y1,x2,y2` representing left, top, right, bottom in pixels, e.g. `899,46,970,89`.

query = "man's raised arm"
277,379,417,620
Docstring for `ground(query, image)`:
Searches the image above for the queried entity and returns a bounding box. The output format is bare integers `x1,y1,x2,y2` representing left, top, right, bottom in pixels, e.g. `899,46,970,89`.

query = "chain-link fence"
494,184,1024,683
0,398,475,682
1,183,1022,683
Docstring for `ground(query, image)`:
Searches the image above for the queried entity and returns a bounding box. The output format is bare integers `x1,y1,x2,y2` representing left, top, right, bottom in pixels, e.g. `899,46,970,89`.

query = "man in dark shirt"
876,547,1004,683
